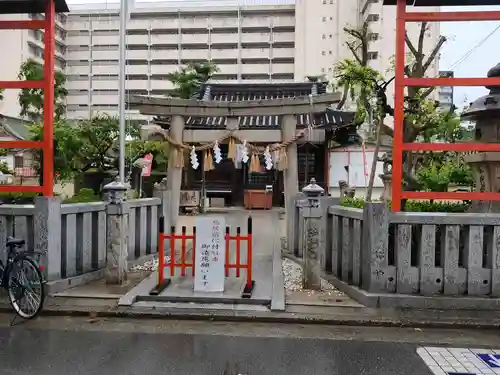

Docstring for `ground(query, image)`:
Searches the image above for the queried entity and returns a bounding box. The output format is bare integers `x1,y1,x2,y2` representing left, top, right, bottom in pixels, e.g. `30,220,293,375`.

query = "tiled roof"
155,82,354,129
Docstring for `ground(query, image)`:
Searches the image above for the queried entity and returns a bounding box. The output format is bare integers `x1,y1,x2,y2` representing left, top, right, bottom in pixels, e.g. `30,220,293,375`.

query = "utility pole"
118,0,129,184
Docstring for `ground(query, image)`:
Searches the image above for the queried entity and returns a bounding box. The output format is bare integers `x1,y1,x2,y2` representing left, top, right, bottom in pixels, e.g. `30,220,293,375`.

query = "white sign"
194,216,226,292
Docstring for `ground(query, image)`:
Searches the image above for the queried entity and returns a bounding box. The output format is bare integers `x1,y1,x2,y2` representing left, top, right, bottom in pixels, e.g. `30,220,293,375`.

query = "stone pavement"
119,209,281,307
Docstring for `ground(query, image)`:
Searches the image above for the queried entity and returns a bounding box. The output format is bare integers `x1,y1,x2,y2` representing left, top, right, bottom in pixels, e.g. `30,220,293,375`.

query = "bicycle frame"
0,245,45,287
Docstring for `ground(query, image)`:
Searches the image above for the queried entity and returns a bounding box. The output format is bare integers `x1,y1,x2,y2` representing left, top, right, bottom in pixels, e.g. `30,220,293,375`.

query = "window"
329,51,332,55
322,51,326,55
322,34,326,39
322,17,326,21
367,51,379,60
14,154,23,169
368,32,379,41
366,14,380,22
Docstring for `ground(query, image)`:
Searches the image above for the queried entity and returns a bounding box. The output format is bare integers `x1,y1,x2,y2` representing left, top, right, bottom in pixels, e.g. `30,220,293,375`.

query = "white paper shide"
194,216,226,292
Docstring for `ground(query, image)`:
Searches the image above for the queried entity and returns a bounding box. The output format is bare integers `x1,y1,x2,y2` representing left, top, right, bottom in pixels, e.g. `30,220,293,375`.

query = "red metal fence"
151,216,254,298
0,0,57,196
391,0,500,211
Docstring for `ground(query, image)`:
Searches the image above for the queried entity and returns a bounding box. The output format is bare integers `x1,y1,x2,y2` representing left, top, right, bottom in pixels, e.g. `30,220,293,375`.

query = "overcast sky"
440,6,500,106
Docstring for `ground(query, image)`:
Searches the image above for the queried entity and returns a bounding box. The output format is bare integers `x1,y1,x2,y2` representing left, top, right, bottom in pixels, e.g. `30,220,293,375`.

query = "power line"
446,24,500,72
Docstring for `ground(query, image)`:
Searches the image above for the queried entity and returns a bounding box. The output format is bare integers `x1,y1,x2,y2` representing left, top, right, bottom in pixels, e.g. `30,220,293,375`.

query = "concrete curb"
3,300,500,329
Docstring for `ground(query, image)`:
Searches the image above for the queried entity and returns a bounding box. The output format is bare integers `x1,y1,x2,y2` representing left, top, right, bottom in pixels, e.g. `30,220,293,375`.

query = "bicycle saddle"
6,236,25,246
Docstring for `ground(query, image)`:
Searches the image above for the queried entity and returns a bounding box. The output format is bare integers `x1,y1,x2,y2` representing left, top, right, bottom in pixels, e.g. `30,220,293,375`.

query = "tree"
18,58,68,121
334,22,381,125
29,114,169,184
28,119,83,182
336,21,448,201
166,62,219,99
0,88,4,102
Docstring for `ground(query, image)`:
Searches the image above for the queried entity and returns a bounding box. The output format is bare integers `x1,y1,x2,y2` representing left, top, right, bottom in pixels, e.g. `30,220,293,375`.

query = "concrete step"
132,300,270,312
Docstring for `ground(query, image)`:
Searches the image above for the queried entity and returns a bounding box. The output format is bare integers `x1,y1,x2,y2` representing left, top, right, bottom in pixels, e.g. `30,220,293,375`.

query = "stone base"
379,174,392,202
464,152,500,213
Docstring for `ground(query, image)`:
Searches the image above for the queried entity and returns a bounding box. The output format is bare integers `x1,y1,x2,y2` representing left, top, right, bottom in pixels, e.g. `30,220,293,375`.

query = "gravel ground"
130,255,170,272
282,257,345,296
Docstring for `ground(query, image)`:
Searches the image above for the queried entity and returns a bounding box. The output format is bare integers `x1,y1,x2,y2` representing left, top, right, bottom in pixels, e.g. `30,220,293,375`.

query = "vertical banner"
194,216,227,292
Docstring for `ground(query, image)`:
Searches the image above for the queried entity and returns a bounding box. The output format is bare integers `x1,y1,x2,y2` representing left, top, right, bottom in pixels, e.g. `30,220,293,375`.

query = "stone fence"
0,197,162,293
290,196,500,310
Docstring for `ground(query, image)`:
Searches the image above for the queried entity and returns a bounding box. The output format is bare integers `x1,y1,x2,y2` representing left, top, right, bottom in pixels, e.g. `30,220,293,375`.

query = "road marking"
417,347,500,375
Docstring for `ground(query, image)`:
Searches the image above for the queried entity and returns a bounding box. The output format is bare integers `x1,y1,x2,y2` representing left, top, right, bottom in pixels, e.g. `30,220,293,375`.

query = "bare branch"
422,36,447,73
417,22,428,57
380,123,394,138
346,42,363,65
405,32,419,58
421,87,435,99
336,85,349,110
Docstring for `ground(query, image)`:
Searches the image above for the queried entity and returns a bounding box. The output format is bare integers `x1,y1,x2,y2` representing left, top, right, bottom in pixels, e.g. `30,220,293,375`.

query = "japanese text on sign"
194,216,226,292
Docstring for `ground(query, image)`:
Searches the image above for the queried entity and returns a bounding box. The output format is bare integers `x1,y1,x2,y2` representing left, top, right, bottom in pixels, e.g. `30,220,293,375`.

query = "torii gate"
0,0,69,196
384,0,500,211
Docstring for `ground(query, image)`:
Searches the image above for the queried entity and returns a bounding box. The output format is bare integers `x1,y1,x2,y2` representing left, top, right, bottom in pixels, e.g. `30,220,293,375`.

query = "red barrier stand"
151,216,254,298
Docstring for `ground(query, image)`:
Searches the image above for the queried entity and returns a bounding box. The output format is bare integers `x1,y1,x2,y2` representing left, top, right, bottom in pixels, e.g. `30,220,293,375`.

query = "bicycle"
0,236,45,320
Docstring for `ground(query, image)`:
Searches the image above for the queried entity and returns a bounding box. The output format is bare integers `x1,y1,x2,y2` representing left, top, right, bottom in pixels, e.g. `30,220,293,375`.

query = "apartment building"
438,70,455,111
0,12,67,119
0,0,440,120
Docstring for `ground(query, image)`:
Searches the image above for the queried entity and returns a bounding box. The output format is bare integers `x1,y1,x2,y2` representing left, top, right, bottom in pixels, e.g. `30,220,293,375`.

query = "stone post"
34,196,62,281
153,177,171,230
166,115,185,228
301,178,324,290
103,181,129,284
361,202,394,293
283,114,299,257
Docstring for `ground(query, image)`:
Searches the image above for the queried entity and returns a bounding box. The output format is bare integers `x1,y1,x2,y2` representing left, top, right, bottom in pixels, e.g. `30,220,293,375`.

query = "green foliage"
28,114,169,182
29,119,82,182
18,58,68,121
166,62,219,99
63,188,100,203
0,192,40,204
417,159,474,192
333,58,381,123
340,197,470,212
0,161,13,175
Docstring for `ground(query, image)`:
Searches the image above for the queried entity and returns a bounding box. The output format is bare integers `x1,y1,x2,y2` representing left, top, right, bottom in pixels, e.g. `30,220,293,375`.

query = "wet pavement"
2,315,500,375
0,324,428,375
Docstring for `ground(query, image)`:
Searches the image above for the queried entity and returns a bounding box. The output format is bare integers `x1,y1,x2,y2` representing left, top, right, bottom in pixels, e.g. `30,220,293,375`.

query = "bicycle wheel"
7,256,45,319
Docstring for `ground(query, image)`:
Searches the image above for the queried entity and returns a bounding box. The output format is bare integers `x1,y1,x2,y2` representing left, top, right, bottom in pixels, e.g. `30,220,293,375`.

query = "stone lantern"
378,151,393,202
461,62,500,212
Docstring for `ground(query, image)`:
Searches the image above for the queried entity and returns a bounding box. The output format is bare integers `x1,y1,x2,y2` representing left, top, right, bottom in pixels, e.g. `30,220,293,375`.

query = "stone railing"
292,197,500,309
0,197,162,292
127,198,160,261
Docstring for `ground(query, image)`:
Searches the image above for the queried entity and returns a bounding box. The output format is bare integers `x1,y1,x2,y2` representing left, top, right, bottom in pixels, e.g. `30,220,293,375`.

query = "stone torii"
128,93,341,227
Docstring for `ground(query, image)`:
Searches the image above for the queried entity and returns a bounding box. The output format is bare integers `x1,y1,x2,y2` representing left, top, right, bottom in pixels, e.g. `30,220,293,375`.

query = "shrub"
63,188,100,203
340,197,470,213
0,192,40,204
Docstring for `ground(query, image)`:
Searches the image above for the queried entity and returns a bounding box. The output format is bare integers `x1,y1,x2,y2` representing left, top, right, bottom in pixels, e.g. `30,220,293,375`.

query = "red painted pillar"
391,0,406,212
42,0,56,197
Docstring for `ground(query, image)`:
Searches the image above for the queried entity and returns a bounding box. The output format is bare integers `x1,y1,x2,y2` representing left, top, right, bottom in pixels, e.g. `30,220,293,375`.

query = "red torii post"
0,0,68,196
384,0,500,212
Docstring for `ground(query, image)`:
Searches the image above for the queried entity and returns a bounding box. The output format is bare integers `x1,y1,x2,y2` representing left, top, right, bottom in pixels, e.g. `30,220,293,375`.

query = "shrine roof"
0,0,69,14
383,0,500,5
154,82,354,130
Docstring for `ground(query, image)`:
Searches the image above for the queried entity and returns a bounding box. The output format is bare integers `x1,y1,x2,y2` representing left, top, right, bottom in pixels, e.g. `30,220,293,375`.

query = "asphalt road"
1,315,500,375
